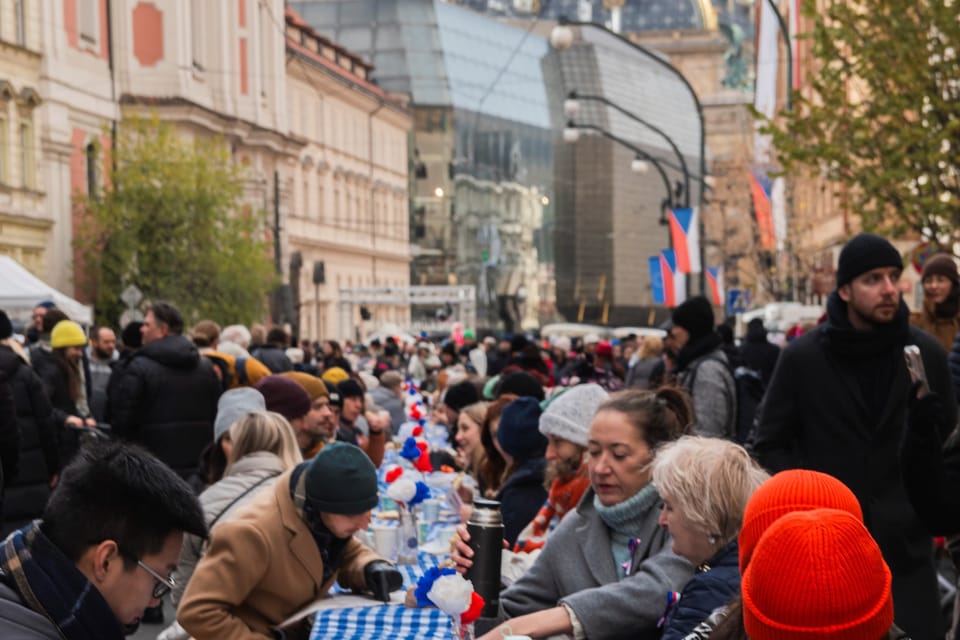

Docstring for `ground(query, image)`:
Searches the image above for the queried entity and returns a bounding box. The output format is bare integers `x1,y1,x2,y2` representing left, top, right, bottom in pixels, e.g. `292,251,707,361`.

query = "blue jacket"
496,456,547,546
660,540,740,640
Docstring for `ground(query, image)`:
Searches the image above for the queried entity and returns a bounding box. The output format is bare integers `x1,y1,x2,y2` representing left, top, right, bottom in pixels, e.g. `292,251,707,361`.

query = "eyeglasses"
136,560,176,600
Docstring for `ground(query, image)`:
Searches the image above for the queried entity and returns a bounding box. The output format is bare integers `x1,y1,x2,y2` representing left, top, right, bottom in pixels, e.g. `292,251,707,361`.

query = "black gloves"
364,561,403,603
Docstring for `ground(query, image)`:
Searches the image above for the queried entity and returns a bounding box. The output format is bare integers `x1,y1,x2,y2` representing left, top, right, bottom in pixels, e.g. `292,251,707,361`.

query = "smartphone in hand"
904,345,929,396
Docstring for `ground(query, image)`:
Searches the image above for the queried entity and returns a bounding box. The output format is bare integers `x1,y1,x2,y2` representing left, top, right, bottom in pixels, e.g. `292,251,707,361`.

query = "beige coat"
177,469,380,640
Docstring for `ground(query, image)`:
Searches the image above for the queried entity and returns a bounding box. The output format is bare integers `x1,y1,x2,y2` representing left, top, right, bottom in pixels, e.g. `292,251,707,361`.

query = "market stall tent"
0,256,93,325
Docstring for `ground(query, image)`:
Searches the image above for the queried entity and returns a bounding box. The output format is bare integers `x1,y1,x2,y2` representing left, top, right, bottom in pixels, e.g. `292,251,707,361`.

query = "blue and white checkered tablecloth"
311,605,451,640
312,552,452,640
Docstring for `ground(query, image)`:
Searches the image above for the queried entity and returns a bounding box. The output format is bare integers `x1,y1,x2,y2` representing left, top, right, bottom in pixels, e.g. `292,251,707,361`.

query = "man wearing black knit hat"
753,232,956,638
670,295,736,438
179,442,402,639
336,378,385,467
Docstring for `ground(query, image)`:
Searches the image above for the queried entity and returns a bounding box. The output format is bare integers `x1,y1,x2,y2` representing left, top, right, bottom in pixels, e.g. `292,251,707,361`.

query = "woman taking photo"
651,436,768,640
453,388,695,640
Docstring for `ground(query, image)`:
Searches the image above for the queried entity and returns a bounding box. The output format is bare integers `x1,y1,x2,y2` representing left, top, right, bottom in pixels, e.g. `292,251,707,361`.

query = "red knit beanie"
739,469,863,571
742,509,893,640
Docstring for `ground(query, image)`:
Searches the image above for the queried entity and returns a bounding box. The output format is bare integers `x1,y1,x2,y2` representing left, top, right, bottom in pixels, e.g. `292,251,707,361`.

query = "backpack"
688,356,765,444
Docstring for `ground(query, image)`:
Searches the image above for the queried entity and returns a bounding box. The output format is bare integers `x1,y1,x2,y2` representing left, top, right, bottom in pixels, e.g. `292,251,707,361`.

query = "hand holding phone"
903,345,929,398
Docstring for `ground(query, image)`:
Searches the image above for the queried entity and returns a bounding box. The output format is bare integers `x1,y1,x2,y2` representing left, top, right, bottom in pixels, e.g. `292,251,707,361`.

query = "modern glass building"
291,0,554,331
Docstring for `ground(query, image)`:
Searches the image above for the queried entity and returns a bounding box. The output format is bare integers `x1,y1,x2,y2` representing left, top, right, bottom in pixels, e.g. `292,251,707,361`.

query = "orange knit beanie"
739,469,863,571
742,509,893,640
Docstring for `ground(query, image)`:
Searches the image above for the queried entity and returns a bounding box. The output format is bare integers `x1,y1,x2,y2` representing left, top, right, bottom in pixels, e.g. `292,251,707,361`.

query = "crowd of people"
0,231,958,639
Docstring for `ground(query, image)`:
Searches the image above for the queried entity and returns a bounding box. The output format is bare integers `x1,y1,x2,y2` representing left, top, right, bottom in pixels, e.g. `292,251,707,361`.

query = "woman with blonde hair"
652,436,769,640
158,411,303,640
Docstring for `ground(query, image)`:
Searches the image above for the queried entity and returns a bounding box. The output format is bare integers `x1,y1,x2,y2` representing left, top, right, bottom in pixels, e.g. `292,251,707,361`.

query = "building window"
79,0,99,45
86,143,98,197
14,0,25,47
19,123,33,189
0,117,6,184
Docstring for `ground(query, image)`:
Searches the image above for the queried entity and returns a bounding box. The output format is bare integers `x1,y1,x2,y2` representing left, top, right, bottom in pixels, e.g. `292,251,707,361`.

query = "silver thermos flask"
465,498,504,618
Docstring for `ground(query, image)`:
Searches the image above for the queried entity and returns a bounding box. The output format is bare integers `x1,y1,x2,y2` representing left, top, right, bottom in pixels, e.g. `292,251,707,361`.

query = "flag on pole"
705,266,724,307
749,170,776,250
660,250,687,307
649,256,665,305
668,208,702,273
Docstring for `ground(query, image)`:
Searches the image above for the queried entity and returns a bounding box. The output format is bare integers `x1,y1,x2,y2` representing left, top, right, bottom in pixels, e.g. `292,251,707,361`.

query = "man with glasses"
0,440,205,638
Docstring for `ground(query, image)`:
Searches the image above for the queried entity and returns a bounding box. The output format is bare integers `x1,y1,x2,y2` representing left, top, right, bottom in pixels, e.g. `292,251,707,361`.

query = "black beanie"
836,233,902,287
672,296,715,342
497,397,547,461
444,380,480,412
0,311,11,340
337,378,365,400
121,321,143,350
324,380,343,407
496,370,545,401
305,442,378,515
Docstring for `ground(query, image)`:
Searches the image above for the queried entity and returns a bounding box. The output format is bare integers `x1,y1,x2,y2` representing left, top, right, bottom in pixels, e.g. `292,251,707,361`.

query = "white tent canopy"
0,256,94,325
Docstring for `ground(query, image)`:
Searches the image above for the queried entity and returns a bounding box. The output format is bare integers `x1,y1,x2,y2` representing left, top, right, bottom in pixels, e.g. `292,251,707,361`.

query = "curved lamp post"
565,90,691,209
551,16,707,291
564,120,676,227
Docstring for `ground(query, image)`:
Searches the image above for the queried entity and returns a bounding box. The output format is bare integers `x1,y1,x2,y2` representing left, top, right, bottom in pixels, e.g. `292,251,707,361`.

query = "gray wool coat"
677,350,736,439
500,489,693,640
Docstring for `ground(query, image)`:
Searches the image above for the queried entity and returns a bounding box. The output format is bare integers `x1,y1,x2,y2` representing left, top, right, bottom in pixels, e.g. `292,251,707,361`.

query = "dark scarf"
0,522,126,640
676,331,723,373
823,291,910,359
289,464,349,583
823,291,909,422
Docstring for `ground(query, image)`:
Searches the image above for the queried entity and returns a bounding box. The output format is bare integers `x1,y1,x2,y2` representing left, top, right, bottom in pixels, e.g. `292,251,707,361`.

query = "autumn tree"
77,116,274,326
761,0,960,246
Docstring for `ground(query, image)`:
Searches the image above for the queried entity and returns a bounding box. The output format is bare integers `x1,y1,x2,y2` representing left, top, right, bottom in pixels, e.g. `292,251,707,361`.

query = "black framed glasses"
135,560,176,600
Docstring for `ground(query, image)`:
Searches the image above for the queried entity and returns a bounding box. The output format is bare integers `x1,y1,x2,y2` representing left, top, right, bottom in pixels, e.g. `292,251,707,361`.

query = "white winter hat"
552,336,572,352
583,333,601,345
538,383,609,448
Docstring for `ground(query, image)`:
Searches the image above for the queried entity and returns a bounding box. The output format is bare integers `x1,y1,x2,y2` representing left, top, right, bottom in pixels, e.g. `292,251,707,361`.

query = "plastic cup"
421,498,441,523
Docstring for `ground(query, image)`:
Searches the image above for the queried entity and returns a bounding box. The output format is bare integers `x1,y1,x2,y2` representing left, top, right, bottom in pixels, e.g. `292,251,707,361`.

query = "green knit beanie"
304,442,378,515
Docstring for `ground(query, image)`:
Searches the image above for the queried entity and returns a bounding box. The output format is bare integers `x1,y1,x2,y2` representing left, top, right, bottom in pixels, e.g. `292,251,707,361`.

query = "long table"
309,552,452,640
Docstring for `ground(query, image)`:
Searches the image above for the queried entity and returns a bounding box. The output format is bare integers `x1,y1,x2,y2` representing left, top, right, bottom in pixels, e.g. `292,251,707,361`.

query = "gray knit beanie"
214,387,266,442
538,383,609,448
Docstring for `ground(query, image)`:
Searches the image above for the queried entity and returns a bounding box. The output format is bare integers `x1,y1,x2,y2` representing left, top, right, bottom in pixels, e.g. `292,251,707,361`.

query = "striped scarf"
0,522,125,639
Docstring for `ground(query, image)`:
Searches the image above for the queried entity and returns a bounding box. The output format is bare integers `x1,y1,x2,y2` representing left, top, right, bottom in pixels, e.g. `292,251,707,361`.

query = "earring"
708,534,717,545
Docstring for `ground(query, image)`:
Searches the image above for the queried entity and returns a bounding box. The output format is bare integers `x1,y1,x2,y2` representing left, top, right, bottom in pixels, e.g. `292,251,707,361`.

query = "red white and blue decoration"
705,266,724,307
668,208,701,274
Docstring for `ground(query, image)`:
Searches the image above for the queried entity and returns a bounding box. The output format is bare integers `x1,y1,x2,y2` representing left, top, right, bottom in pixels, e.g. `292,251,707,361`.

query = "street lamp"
550,16,708,292
567,90,694,208
562,124,581,143
630,156,649,175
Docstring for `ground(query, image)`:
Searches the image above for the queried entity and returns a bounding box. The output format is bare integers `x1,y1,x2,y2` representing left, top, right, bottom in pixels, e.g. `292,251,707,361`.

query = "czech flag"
668,208,701,274
649,256,665,305
705,266,724,307
749,170,776,250
661,250,686,307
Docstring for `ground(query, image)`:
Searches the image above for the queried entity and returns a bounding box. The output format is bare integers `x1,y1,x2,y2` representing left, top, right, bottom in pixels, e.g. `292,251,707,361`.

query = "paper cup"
371,525,398,561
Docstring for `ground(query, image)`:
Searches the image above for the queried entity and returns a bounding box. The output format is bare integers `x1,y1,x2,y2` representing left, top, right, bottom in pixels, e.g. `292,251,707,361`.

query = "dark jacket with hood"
676,333,736,439
497,456,547,547
107,335,220,478
738,320,780,386
250,345,292,374
753,293,956,639
660,540,740,640
0,345,57,536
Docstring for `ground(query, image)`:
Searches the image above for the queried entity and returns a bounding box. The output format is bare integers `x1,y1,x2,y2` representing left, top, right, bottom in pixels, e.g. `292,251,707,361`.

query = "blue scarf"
0,522,125,640
594,485,660,578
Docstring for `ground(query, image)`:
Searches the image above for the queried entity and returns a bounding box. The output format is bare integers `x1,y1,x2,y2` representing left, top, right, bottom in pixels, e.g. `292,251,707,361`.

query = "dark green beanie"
304,442,378,515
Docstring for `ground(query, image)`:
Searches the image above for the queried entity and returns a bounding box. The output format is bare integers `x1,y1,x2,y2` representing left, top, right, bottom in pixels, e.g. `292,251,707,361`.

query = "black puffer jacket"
0,352,18,499
0,346,57,536
738,321,781,385
107,336,220,478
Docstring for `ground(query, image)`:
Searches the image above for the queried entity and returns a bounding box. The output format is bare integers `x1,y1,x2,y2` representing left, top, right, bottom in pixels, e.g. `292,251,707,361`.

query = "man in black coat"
107,302,220,480
738,317,780,385
753,233,957,640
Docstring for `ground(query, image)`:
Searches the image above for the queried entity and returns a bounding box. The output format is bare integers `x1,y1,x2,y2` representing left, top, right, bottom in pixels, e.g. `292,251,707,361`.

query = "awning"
0,255,94,324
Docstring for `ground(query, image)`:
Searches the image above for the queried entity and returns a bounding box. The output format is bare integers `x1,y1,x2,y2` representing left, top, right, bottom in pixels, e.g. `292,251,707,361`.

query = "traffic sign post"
727,288,751,315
